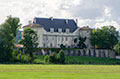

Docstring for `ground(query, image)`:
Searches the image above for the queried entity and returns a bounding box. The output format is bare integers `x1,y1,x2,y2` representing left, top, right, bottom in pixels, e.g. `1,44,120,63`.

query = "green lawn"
0,65,120,79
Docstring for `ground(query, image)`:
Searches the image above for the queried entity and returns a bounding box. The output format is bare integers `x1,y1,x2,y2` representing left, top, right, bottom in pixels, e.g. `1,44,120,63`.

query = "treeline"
0,16,120,64
0,16,38,63
0,16,21,63
90,26,119,49
90,26,120,54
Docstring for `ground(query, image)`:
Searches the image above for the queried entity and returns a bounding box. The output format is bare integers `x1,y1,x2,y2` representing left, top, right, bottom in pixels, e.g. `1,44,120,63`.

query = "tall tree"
90,26,119,49
21,28,38,62
78,37,87,49
74,36,87,49
0,15,21,62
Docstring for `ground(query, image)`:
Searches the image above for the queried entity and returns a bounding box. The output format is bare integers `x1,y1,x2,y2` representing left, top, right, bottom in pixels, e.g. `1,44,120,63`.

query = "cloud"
0,0,120,30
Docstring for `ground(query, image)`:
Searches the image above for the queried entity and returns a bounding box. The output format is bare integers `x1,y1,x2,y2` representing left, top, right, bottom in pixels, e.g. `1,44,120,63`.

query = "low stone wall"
40,49,116,58
63,49,115,58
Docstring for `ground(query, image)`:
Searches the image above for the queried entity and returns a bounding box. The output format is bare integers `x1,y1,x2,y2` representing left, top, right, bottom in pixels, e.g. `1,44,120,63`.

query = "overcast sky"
0,0,120,30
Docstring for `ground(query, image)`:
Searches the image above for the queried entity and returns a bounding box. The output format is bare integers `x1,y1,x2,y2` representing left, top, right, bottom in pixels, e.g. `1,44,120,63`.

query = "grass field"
0,65,120,79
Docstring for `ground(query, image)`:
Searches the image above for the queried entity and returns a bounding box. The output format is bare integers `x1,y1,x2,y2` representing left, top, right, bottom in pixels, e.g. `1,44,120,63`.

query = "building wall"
25,26,92,48
43,32,75,48
31,27,45,47
79,30,91,48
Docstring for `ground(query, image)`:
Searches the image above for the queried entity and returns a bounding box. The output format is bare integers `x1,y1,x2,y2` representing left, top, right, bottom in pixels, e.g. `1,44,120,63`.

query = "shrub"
44,55,50,64
11,50,22,62
60,44,66,49
21,54,31,63
56,50,65,64
44,52,57,64
44,50,65,64
49,52,57,63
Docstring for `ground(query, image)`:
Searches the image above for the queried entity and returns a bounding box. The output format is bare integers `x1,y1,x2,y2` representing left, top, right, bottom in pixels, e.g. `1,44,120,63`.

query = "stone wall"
40,49,116,58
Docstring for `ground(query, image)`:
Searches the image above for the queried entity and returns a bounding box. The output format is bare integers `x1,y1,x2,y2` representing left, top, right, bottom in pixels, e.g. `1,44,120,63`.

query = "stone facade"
23,17,92,48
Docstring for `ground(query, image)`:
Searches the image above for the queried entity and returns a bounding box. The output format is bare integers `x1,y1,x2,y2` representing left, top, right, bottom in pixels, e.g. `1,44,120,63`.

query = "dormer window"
50,28,54,33
66,29,69,33
65,19,68,24
58,28,62,33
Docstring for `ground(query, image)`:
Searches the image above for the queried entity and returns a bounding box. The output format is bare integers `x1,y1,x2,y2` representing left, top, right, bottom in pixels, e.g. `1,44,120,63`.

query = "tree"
78,37,87,49
114,43,120,55
0,37,6,62
56,50,65,64
0,15,21,62
74,38,77,45
60,44,66,49
90,26,119,49
74,36,87,49
21,28,38,62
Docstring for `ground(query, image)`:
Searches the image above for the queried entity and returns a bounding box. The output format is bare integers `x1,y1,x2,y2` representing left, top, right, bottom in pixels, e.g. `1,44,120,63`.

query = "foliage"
11,50,32,63
78,37,87,49
74,38,77,44
0,15,21,62
60,44,66,49
74,36,87,49
44,55,50,64
11,50,21,62
20,54,31,63
90,26,119,49
56,50,65,64
44,50,65,64
114,43,120,54
65,56,120,64
18,39,24,44
34,55,44,64
20,28,38,63
38,55,120,65
44,52,57,64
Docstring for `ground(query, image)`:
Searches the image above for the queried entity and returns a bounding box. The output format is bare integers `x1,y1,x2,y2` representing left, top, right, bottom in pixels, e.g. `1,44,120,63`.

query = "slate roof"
34,17,78,33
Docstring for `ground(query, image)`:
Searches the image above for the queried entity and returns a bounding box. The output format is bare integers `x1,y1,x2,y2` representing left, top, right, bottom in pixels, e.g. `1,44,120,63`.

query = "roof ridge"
35,17,74,20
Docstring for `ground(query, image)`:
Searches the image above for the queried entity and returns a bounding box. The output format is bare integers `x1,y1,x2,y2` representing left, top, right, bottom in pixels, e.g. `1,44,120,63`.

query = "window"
66,29,70,33
58,28,62,33
62,37,64,41
66,37,68,41
43,36,45,40
52,36,54,40
50,43,52,48
46,36,48,40
50,28,54,33
43,43,45,48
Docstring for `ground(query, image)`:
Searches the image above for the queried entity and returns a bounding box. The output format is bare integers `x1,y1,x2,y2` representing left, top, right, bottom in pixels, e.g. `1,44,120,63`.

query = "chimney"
33,18,36,23
50,17,53,21
66,19,68,24
28,20,32,24
75,19,78,26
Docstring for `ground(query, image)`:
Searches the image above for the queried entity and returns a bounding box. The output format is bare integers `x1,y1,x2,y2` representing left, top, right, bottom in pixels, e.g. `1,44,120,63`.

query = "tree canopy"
90,26,119,49
0,15,21,62
20,28,38,62
74,36,87,49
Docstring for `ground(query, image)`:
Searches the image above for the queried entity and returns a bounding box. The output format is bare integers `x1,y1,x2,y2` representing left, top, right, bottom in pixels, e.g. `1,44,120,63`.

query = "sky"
0,0,120,30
